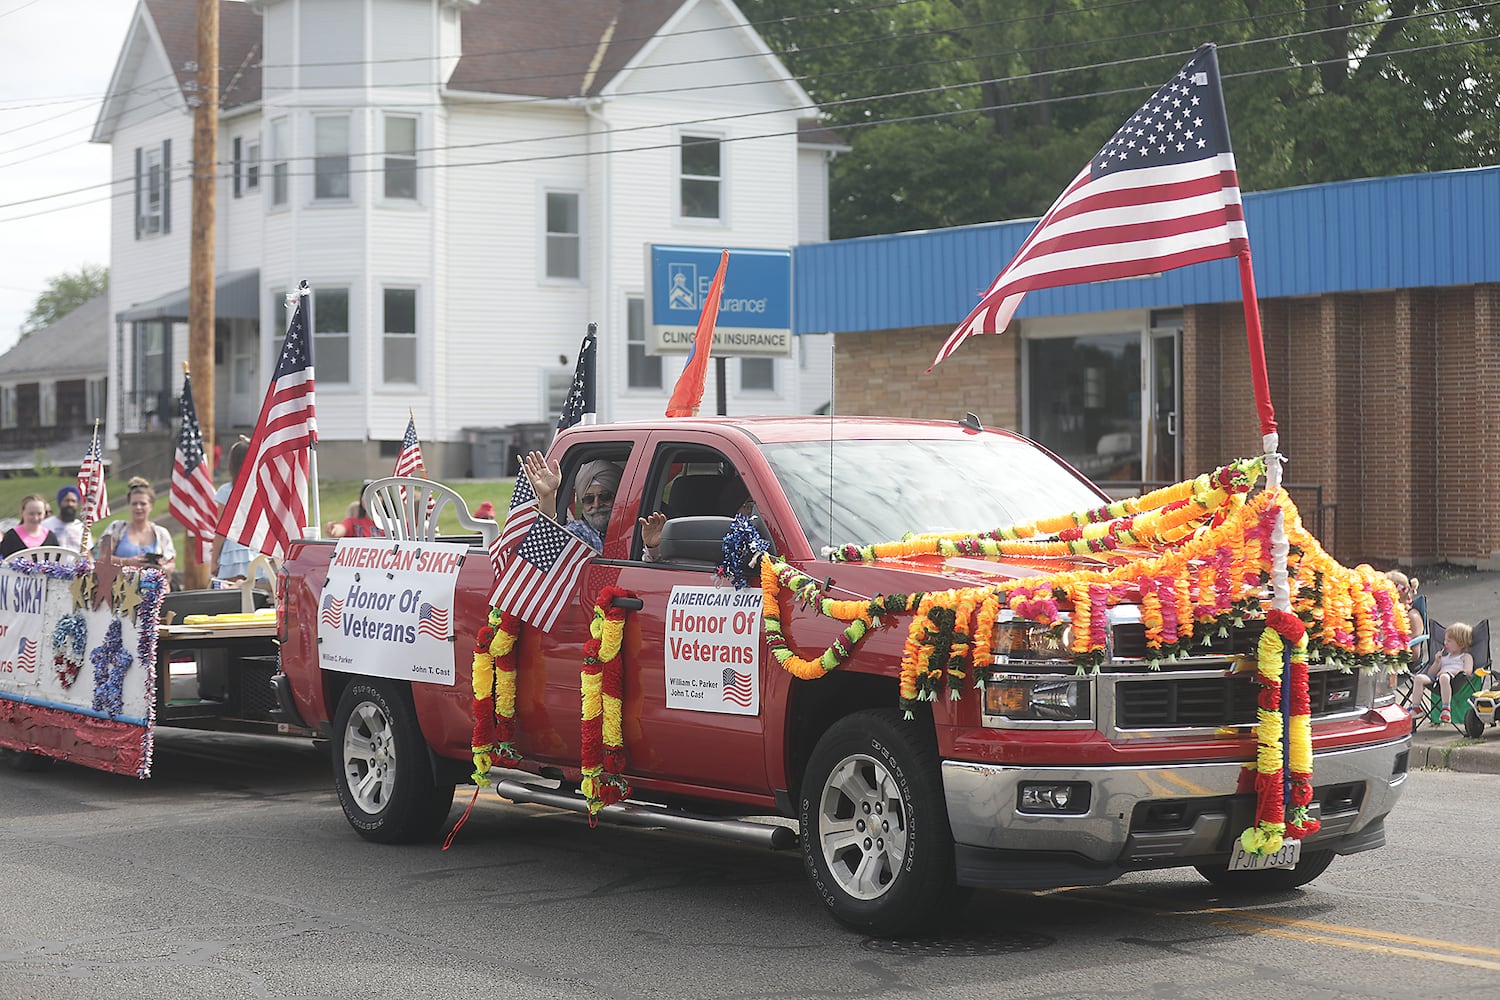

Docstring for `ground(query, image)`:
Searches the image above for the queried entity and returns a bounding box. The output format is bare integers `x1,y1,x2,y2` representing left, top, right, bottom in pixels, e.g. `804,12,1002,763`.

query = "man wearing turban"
43,485,85,552
522,451,652,553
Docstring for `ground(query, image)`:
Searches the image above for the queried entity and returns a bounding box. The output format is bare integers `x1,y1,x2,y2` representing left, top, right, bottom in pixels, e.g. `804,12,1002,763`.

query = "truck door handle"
611,596,644,611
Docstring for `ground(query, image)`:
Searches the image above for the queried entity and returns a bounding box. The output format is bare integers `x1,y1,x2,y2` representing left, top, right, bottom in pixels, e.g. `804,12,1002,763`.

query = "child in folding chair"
1411,621,1474,724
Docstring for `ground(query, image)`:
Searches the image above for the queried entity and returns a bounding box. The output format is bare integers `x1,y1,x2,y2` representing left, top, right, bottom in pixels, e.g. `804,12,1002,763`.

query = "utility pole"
186,0,218,589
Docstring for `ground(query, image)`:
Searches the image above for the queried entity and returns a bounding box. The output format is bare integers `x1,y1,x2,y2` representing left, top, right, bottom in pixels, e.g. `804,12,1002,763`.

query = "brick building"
792,167,1500,569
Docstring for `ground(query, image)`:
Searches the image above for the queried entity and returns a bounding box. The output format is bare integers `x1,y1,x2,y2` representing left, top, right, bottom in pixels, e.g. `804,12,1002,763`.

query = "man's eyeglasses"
580,490,615,508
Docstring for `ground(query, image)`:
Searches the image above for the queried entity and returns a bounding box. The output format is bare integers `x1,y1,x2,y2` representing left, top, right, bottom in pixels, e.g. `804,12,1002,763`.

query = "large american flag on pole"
77,422,109,529
486,464,594,631
170,371,219,561
215,286,317,559
931,44,1248,370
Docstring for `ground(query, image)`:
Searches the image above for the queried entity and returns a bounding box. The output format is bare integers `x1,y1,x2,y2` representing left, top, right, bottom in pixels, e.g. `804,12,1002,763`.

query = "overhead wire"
1,7,1496,222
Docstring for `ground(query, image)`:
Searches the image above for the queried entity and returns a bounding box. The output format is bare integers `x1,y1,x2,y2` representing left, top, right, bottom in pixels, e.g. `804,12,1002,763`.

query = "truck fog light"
1018,782,1091,814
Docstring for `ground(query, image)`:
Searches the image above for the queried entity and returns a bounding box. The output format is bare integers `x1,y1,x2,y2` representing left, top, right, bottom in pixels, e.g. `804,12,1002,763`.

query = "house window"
0,387,13,429
270,118,289,206
679,134,721,220
86,378,105,424
140,145,164,234
740,357,775,392
314,115,351,200
545,191,581,280
312,287,351,383
244,139,260,192
543,368,571,421
273,289,349,384
384,115,417,200
382,288,417,385
626,296,660,389
39,383,56,426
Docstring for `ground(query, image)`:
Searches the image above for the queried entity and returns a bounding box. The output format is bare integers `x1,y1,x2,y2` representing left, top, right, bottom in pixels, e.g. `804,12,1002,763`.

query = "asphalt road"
0,730,1494,1000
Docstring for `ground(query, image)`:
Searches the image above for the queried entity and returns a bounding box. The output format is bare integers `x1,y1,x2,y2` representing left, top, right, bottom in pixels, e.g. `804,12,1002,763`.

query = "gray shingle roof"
0,294,109,380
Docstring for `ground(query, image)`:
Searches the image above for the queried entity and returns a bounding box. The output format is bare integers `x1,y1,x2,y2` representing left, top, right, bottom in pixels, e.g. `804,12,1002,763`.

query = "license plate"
1227,837,1302,871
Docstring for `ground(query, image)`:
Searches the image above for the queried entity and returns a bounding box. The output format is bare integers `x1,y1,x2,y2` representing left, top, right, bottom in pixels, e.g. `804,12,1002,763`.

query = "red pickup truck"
275,416,1410,935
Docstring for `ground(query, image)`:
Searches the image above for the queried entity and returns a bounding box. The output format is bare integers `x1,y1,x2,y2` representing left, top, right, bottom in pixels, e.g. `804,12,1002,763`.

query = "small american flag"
320,593,343,629
170,372,220,562
77,423,110,529
16,637,36,673
416,602,449,638
931,44,1248,369
555,327,595,433
393,415,424,478
216,284,318,560
722,668,752,707
487,464,593,630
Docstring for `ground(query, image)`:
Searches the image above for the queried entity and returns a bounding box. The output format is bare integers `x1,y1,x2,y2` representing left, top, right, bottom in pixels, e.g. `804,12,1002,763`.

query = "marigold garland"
581,586,631,821
470,607,522,786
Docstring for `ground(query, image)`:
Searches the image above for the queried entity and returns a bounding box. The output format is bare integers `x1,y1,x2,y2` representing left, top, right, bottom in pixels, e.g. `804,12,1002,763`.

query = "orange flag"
665,249,729,418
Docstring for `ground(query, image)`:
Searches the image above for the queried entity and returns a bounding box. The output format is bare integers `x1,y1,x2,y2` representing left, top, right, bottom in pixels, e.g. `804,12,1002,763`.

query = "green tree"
21,264,108,336
740,1,1500,238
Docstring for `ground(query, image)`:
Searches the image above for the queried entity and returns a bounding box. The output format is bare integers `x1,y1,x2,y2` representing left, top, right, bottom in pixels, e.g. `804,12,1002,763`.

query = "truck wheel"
1194,848,1335,892
799,709,955,936
1463,707,1485,738
332,679,455,844
6,749,55,772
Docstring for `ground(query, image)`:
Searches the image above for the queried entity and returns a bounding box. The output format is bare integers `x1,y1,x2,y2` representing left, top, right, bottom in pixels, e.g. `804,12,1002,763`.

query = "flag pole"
296,280,322,540
581,322,597,426
81,418,101,553
1235,248,1288,614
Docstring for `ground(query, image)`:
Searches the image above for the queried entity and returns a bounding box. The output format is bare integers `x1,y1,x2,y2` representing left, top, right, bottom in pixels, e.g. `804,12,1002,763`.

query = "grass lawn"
0,475,517,552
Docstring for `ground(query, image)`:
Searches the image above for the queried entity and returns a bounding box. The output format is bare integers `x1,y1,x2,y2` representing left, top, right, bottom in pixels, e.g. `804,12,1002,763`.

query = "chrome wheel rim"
816,752,908,901
343,700,396,814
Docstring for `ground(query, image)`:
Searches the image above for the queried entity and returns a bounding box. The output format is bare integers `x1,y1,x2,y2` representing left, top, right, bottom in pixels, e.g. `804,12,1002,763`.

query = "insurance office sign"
646,244,792,357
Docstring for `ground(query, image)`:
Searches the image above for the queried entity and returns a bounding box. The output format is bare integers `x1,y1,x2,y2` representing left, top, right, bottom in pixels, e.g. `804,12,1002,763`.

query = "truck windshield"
763,435,1106,554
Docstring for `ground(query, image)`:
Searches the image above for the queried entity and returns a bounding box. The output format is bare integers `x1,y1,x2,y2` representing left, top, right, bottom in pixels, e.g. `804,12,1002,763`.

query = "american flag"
216,285,318,559
416,602,449,638
555,327,596,433
17,637,36,673
487,464,594,631
77,423,110,529
170,372,220,562
320,593,343,629
393,415,424,478
931,44,1248,369
722,667,752,707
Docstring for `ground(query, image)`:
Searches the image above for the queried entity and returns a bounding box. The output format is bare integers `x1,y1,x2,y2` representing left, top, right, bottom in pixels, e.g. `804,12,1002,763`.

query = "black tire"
332,679,455,844
1194,847,1336,892
6,749,55,773
1464,707,1485,738
799,709,955,936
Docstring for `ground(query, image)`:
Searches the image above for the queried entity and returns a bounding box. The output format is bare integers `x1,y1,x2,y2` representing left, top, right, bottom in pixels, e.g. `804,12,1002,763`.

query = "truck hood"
818,553,1140,601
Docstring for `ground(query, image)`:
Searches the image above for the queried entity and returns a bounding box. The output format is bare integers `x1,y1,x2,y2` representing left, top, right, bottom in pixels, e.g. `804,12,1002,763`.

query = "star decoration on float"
112,573,144,621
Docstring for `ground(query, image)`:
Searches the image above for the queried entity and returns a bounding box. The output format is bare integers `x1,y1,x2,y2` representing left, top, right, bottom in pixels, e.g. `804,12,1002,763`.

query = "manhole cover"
861,930,1055,957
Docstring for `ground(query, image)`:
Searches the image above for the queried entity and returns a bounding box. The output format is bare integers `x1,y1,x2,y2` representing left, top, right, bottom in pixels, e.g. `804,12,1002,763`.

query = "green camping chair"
1406,618,1489,732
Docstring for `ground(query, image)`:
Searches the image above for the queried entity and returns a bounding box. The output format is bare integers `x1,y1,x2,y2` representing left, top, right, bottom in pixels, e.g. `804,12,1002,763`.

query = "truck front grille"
1114,668,1360,729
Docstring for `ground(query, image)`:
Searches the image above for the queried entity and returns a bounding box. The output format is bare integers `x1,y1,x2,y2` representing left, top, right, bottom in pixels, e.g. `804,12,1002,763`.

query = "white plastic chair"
16,545,82,565
240,553,281,613
362,476,499,546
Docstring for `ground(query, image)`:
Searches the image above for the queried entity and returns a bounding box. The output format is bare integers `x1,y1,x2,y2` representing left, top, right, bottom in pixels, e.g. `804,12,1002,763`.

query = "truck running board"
493,779,798,851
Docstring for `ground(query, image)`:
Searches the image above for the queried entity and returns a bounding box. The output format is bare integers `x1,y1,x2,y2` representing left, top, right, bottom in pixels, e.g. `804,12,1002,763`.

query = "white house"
93,0,840,479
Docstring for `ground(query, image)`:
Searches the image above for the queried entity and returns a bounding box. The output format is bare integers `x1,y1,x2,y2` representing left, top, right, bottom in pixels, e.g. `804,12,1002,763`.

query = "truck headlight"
990,620,1073,664
983,674,1093,724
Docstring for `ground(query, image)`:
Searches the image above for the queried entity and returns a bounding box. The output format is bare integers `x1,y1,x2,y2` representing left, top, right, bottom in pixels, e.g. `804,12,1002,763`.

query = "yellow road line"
1048,886,1500,969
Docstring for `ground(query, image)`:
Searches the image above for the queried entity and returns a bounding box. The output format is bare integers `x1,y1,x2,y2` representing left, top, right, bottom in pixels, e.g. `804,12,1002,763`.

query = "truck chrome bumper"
941,737,1410,870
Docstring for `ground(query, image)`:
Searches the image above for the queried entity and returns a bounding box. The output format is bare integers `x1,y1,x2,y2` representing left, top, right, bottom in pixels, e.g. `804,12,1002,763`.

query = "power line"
3,27,1493,227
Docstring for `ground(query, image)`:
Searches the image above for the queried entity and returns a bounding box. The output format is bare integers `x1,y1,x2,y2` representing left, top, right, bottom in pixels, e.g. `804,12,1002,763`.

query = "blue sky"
0,0,136,352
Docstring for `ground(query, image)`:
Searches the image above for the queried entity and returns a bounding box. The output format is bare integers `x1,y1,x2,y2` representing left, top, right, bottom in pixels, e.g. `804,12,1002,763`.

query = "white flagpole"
292,281,322,540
